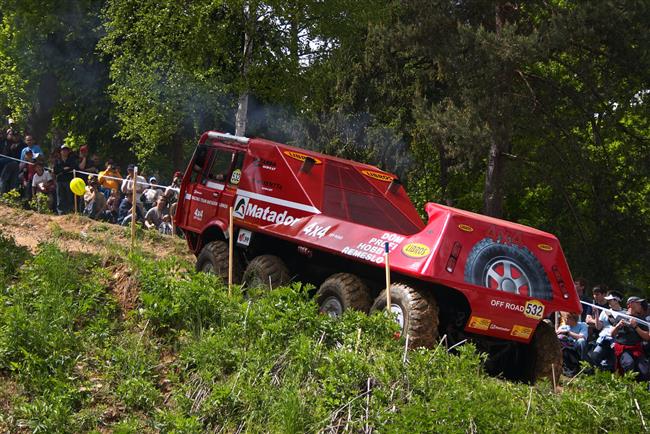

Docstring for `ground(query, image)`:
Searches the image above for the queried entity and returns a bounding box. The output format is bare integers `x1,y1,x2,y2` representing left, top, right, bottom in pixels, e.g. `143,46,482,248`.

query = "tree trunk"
27,72,59,145
483,2,513,218
171,134,184,172
235,2,255,137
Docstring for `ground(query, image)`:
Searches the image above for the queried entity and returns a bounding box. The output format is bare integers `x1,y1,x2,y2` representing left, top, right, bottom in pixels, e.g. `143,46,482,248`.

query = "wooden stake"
228,206,234,295
131,166,137,251
73,169,78,215
384,242,391,312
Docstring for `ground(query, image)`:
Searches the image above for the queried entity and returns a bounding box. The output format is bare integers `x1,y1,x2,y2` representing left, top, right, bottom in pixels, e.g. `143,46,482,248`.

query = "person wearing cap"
142,176,161,210
98,160,122,194
53,144,78,214
588,291,625,370
610,296,650,380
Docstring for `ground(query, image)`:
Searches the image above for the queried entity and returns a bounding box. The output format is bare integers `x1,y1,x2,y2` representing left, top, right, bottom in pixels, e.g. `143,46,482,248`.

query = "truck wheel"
316,273,372,317
526,320,562,384
464,238,552,300
370,283,439,349
196,241,242,283
242,254,290,289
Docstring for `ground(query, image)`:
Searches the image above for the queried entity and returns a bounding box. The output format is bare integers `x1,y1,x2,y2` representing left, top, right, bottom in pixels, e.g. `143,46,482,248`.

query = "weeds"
0,243,648,432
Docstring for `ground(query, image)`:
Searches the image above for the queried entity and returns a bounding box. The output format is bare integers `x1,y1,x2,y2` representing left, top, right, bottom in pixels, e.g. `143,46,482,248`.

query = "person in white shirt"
121,163,147,215
31,161,55,211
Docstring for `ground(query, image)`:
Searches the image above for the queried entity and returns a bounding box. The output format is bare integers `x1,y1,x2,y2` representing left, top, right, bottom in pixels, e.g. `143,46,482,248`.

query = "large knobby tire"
370,283,439,349
526,320,562,384
242,254,290,289
196,240,242,283
464,237,552,300
316,273,372,317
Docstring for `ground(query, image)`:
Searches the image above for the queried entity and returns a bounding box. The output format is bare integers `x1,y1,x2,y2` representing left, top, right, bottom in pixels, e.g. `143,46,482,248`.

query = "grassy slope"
0,220,648,433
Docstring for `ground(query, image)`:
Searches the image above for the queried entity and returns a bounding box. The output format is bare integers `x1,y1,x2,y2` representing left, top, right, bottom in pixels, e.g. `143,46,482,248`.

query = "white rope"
580,300,650,327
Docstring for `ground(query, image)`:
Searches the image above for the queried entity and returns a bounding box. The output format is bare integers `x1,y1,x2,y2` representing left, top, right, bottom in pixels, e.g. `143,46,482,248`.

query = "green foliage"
0,189,22,208
0,246,649,431
0,230,29,284
28,192,52,214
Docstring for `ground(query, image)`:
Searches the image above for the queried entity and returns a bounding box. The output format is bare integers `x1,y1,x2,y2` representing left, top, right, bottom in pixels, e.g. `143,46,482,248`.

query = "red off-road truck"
175,131,581,382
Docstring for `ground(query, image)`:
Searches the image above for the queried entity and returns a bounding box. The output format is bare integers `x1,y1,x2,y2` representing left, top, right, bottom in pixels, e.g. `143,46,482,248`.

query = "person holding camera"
610,296,650,380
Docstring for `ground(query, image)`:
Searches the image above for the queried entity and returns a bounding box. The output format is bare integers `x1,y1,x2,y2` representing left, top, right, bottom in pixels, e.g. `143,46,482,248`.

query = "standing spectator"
53,144,78,214
0,130,23,193
20,135,43,161
589,291,625,370
557,312,589,376
611,296,650,380
31,160,56,211
77,145,90,177
98,160,122,195
18,149,36,200
164,171,182,203
85,154,102,174
574,278,592,322
144,197,167,230
142,177,162,210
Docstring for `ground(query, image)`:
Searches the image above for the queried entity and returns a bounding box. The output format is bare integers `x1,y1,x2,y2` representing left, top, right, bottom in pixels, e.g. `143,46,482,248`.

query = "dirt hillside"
0,203,193,260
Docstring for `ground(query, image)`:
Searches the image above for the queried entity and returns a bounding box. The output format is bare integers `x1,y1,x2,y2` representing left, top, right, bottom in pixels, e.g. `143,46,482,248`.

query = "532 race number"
524,300,545,320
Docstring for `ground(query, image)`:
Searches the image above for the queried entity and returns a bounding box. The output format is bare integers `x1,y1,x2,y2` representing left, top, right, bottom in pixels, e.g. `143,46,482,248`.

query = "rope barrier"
579,300,650,327
0,153,180,192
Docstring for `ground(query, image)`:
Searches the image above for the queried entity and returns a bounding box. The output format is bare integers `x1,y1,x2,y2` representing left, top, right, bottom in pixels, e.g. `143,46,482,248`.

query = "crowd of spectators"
0,124,181,236
557,278,649,383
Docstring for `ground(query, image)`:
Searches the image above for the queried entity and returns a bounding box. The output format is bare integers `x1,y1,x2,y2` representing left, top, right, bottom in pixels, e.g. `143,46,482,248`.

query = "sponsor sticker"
193,208,203,221
361,170,394,182
524,300,545,319
489,323,510,332
468,316,491,331
458,224,474,232
511,325,534,339
402,243,431,258
232,195,299,226
230,169,241,185
237,229,252,247
283,150,322,164
537,243,553,252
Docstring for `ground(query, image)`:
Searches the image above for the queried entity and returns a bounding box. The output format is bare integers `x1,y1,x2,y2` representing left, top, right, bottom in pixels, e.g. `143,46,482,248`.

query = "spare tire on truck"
196,240,242,283
316,273,372,317
371,283,439,349
242,254,290,289
464,238,552,300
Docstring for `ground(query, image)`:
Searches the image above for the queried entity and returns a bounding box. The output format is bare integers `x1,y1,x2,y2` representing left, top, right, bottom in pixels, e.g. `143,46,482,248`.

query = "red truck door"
182,145,245,233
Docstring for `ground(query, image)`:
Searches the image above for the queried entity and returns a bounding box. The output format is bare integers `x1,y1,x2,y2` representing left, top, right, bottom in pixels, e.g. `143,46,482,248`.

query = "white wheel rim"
321,296,343,317
390,303,405,329
484,258,531,294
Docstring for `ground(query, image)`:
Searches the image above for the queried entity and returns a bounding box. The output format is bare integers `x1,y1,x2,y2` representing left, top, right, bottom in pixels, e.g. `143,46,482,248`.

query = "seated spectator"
144,197,167,230
98,160,122,194
101,189,121,223
83,175,107,219
142,177,162,210
20,135,43,161
121,164,146,214
588,291,624,371
31,160,56,211
159,214,173,235
118,194,144,226
586,285,609,339
556,312,589,376
610,296,650,380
